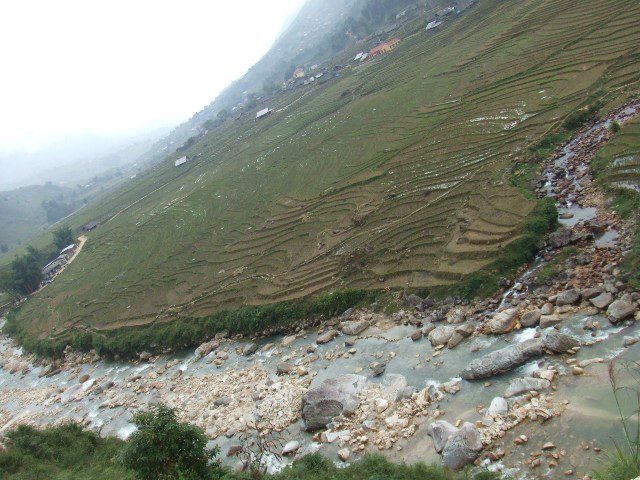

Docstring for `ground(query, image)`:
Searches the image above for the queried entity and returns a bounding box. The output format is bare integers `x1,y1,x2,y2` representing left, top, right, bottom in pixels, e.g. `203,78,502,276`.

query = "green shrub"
119,404,222,480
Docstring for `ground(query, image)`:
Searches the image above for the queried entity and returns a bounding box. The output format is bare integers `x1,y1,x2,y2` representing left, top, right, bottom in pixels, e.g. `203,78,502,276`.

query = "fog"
0,0,306,190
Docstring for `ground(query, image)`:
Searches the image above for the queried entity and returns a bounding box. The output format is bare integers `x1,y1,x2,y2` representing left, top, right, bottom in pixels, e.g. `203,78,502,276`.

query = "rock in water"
316,330,339,344
504,377,551,397
340,320,369,336
427,420,459,453
442,424,483,470
543,331,580,353
487,397,508,415
460,338,544,380
428,325,455,346
302,374,367,431
484,308,518,334
607,299,636,323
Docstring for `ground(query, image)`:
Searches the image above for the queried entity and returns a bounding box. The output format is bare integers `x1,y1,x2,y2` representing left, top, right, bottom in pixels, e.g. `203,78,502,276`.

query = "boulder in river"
487,396,508,415
427,421,483,470
302,374,367,431
543,330,580,353
505,377,551,397
460,338,545,380
607,299,636,323
484,308,518,334
340,320,369,336
428,325,455,347
316,330,339,344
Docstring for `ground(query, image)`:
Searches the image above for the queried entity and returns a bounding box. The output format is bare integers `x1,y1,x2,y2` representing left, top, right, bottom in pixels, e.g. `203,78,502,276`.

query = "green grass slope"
8,0,640,353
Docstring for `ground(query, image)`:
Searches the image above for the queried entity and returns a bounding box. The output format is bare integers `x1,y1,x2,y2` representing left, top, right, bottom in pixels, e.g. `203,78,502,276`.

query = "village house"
174,156,188,167
369,38,401,58
82,220,99,232
256,107,272,120
293,67,305,79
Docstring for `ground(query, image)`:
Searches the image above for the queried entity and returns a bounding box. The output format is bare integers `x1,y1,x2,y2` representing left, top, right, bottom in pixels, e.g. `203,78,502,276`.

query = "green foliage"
4,289,375,358
119,405,220,480
610,120,622,133
562,100,604,131
0,423,134,480
9,249,43,294
53,225,75,250
42,199,75,223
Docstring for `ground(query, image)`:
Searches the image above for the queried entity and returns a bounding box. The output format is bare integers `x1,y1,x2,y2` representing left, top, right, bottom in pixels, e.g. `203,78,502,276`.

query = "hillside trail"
1,100,640,478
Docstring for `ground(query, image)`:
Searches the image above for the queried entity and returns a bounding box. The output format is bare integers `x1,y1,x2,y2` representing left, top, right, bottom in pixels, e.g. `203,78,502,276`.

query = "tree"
10,252,43,294
53,225,74,250
119,404,221,480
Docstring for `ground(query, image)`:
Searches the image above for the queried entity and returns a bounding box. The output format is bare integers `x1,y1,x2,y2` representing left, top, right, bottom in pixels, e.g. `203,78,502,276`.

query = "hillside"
7,0,640,353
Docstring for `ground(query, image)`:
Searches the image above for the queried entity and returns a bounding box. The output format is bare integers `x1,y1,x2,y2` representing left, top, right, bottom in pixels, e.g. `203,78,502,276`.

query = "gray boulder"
460,338,544,380
543,330,580,353
340,319,369,336
607,299,636,323
505,377,550,397
446,308,466,324
242,343,259,356
427,420,459,453
520,309,541,327
441,422,484,470
302,374,367,431
539,314,562,328
548,227,572,249
555,289,580,306
487,397,508,415
590,292,614,309
428,325,455,347
316,330,339,344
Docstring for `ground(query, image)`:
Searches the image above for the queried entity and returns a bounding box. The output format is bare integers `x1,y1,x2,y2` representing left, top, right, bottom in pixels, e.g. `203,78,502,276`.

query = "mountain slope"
10,0,640,351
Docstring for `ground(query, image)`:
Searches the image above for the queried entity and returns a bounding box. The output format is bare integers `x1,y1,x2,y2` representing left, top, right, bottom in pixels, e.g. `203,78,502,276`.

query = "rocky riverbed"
1,100,640,478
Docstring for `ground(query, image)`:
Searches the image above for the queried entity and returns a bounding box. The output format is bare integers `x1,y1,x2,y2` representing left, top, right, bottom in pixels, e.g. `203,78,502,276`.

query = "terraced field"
595,116,640,191
11,0,640,345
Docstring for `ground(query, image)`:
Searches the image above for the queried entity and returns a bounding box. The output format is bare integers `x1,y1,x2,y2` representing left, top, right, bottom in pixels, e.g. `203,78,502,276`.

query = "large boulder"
441,422,484,470
539,314,562,328
543,331,580,353
460,338,545,380
548,227,572,249
505,377,551,397
446,308,466,324
302,375,367,431
590,292,614,309
339,320,369,336
607,299,636,323
487,397,508,415
520,309,541,328
555,289,580,306
316,330,339,344
427,420,459,453
428,325,455,347
484,308,518,334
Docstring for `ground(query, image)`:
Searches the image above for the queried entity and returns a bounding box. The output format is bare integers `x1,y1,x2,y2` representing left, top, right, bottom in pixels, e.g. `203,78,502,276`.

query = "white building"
174,156,188,167
426,20,443,30
256,108,272,120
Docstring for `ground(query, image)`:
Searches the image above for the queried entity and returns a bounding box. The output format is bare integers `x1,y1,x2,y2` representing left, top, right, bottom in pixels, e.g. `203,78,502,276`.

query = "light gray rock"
520,309,542,327
428,325,455,347
302,374,367,431
340,320,369,336
540,303,554,315
590,292,614,309
543,330,580,353
282,441,300,455
556,289,580,306
447,308,466,324
623,336,640,348
427,420,459,453
582,287,604,300
460,338,545,380
447,331,465,349
505,377,550,397
607,299,636,323
487,396,508,415
441,422,484,470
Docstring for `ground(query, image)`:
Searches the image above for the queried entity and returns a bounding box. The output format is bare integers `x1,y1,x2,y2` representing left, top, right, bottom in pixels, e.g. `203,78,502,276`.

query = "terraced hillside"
10,0,640,348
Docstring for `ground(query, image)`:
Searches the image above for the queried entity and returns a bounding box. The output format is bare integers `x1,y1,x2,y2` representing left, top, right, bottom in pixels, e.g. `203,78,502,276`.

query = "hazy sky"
0,0,306,154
